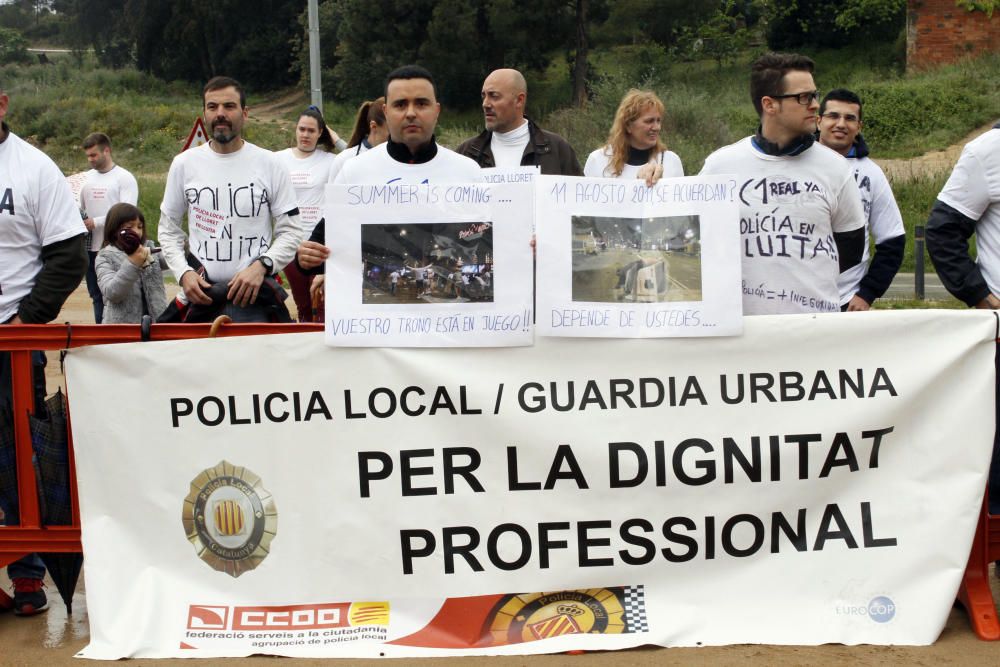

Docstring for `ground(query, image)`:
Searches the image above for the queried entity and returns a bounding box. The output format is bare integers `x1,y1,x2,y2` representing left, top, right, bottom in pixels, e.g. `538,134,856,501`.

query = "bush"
0,27,31,65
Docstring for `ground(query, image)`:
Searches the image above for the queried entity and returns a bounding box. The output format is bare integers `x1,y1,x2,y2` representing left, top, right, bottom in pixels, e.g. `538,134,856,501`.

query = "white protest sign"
536,174,742,337
324,182,533,347
481,166,540,186
66,310,996,658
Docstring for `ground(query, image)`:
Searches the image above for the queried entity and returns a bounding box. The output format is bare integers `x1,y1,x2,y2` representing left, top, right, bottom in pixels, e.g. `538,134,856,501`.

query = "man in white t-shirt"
159,76,304,321
79,132,139,323
816,89,905,311
0,83,87,616
456,68,582,176
926,122,1000,515
700,53,865,315
298,66,482,273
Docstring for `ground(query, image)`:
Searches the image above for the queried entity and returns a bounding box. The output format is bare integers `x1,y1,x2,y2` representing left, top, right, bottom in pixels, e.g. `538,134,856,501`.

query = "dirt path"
248,88,309,131
876,123,995,181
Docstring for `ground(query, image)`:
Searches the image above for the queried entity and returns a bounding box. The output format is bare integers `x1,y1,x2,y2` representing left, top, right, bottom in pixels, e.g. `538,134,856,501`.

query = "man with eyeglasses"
817,89,905,311
701,53,865,315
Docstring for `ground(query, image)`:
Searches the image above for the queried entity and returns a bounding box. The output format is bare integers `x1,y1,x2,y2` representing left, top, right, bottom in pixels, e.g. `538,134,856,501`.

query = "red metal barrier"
1,322,999,641
0,322,319,568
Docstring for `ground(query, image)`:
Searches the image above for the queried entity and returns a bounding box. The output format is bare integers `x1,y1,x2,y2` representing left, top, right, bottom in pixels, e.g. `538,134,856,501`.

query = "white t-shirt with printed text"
938,128,1000,296
836,156,904,305
700,137,865,315
0,131,87,322
79,164,139,252
159,141,301,283
275,148,335,235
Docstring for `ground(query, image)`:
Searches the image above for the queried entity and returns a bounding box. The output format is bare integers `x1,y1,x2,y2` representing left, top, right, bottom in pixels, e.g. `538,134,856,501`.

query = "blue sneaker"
12,578,48,616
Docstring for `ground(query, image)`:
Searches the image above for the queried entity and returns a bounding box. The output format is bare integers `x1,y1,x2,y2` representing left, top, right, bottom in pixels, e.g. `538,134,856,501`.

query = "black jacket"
456,119,583,176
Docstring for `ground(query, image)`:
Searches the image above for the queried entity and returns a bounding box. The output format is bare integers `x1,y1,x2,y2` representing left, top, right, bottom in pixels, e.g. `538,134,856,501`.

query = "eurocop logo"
867,596,896,623
835,596,896,623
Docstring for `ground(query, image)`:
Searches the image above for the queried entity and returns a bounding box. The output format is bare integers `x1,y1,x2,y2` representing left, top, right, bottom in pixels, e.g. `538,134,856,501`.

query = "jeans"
85,250,104,324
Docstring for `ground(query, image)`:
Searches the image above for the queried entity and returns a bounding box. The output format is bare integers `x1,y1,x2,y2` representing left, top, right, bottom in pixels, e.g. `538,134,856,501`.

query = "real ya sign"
66,310,996,658
323,182,534,347
535,174,742,337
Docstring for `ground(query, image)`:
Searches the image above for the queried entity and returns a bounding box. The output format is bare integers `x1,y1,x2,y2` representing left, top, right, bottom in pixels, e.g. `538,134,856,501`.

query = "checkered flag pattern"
623,585,649,633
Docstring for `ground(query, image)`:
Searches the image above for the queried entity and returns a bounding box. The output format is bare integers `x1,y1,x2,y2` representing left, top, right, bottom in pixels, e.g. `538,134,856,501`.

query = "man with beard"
159,76,303,320
79,133,138,323
457,68,582,175
700,53,865,315
816,89,904,311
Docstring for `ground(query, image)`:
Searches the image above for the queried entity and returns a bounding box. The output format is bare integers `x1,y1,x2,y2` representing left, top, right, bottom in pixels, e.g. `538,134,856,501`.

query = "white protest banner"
323,182,533,347
66,310,995,658
536,174,742,337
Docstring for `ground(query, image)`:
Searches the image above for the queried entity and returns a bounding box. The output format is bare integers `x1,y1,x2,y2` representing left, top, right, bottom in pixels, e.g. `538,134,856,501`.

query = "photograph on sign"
324,181,533,347
361,222,494,305
571,214,701,304
536,175,742,338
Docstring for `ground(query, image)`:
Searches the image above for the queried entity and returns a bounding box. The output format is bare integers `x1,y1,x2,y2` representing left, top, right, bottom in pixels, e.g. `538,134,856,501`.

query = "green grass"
890,170,953,273
874,297,966,309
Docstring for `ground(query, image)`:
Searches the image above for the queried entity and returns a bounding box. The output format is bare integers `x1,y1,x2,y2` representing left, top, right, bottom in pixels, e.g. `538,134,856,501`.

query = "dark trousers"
992,346,1000,515
85,250,104,324
0,351,47,580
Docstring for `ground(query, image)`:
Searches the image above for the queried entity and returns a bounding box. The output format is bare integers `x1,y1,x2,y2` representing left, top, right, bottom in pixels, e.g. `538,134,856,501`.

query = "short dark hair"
204,76,246,108
82,132,111,151
103,202,146,249
750,52,816,117
820,88,863,122
384,65,436,99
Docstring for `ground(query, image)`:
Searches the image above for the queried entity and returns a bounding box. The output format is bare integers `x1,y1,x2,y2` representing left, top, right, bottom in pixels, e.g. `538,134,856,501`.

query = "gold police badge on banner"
182,461,277,577
486,588,629,644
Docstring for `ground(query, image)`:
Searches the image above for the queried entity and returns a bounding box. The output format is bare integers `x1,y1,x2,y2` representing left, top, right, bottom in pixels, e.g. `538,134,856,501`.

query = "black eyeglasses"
769,90,820,106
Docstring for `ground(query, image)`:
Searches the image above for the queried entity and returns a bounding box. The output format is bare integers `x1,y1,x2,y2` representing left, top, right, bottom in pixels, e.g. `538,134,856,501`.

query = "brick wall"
908,0,1000,69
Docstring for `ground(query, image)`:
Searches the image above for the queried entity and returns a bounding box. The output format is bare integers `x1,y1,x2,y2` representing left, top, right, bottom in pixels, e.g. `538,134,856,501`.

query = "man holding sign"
299,65,481,273
700,53,865,315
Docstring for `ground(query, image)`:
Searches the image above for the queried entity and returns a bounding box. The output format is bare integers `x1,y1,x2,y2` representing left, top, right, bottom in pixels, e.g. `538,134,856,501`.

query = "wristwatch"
256,255,274,276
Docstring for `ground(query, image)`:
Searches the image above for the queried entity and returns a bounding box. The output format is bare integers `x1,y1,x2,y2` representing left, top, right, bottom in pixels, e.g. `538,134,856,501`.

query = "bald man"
457,68,582,176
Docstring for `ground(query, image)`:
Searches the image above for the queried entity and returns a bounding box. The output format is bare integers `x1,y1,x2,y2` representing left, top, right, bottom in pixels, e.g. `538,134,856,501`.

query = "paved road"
883,272,952,301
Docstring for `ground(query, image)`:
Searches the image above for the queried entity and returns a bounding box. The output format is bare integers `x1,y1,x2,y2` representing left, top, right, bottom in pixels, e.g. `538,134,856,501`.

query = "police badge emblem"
182,461,277,577
486,588,629,644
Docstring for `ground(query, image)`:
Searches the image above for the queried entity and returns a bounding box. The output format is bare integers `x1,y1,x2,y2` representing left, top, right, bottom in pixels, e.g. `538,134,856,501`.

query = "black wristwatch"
256,255,274,276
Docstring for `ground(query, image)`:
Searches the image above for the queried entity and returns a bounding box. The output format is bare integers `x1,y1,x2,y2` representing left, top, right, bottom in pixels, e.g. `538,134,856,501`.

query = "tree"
0,27,32,65
767,0,906,49
322,0,571,107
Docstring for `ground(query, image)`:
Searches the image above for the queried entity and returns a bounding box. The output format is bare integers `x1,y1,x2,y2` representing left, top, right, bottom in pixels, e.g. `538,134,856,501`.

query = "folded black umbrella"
29,390,83,614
